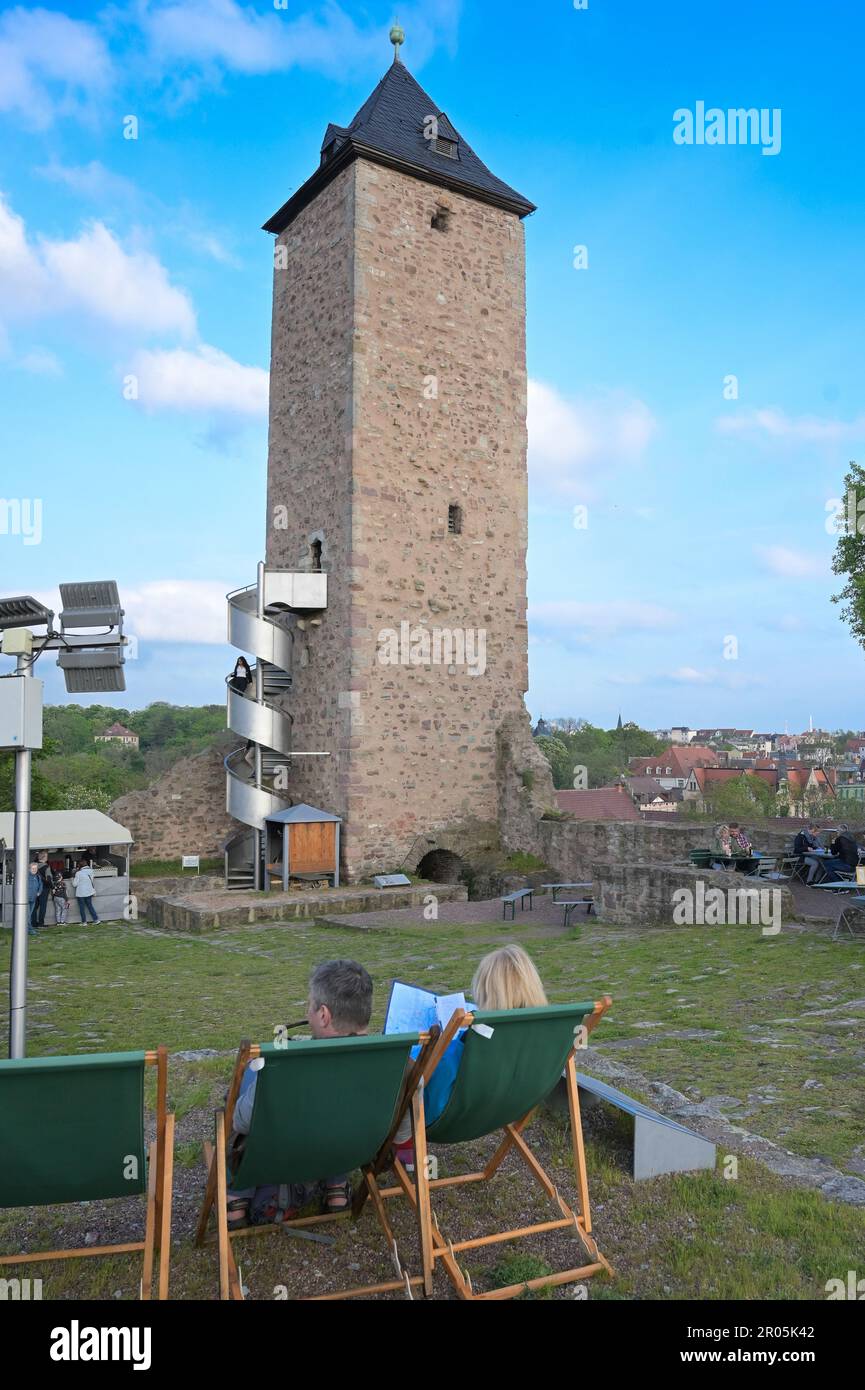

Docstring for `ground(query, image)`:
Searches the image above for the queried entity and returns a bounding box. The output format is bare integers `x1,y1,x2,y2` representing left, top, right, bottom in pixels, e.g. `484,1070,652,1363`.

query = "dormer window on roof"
433,136,458,159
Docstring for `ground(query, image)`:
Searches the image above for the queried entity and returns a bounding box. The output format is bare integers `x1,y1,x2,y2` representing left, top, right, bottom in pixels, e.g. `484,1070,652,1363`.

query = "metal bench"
577,1073,716,1180
501,887,533,920
835,895,865,939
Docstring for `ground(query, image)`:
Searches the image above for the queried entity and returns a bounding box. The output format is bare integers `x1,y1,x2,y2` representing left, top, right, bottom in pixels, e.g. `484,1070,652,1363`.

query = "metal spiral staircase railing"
224,565,327,889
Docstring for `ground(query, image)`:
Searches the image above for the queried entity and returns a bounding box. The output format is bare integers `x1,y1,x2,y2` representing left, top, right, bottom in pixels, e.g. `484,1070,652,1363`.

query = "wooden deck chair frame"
195,1032,438,1301
0,1046,175,1301
365,997,614,1300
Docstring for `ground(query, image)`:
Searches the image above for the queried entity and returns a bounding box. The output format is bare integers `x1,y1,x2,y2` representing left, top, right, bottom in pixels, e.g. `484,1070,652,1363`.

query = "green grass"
131,858,223,878
1,913,863,1299
504,851,549,873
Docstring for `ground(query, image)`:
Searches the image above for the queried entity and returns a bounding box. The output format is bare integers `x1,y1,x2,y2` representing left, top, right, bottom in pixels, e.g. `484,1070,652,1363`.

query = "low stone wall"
148,881,468,933
132,874,224,918
538,817,828,881
589,861,795,928
539,820,708,880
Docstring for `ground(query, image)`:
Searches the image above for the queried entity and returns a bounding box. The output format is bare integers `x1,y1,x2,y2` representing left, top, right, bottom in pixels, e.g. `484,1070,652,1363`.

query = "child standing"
52,869,69,925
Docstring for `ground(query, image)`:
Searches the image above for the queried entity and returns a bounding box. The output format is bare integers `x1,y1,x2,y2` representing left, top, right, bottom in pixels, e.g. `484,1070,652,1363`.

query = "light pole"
9,645,35,1059
1,583,126,1058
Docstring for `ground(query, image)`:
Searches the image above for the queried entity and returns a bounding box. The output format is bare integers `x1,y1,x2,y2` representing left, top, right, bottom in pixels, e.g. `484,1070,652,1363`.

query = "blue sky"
0,0,862,732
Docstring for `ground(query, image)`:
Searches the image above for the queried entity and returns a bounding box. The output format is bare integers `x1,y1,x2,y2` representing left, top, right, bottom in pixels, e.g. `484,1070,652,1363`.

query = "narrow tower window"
431,205,451,232
447,504,462,535
310,539,322,570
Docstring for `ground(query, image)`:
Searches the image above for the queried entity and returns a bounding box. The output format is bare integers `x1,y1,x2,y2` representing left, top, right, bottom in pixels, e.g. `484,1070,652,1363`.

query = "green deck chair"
0,1047,175,1299
373,998,613,1300
195,1031,433,1300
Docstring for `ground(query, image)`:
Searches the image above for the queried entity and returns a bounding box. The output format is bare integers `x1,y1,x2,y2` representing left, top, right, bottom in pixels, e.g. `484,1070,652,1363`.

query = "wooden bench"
501,887,533,920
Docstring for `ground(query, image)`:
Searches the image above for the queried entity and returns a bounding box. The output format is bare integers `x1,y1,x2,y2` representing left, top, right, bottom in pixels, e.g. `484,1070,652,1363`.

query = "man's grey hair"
309,959,373,1032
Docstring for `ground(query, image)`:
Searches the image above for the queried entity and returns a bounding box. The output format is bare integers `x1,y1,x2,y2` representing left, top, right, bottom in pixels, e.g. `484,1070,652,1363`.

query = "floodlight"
0,596,53,631
57,649,126,692
59,580,123,631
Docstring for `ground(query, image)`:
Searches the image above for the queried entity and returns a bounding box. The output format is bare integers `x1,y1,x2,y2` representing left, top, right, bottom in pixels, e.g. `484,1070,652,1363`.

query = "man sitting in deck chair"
227,958,372,1227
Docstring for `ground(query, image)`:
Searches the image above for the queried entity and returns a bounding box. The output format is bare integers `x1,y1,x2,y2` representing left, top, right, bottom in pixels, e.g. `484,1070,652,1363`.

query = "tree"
58,783,114,815
0,750,62,811
832,461,865,649
535,736,574,788
705,773,775,822
535,719,665,788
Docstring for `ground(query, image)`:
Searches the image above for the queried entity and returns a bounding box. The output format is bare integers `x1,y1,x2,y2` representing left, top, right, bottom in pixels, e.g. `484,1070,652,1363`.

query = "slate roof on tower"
263,57,535,233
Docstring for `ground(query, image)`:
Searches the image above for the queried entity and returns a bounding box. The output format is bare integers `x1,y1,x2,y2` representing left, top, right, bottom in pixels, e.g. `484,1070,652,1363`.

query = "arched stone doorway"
416,848,467,884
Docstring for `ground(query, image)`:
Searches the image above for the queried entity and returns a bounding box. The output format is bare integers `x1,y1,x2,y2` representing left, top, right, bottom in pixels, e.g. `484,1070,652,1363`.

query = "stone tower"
263,38,551,881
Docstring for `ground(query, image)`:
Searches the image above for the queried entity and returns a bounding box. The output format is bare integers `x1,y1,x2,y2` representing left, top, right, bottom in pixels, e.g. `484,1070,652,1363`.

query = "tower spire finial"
389,20,405,63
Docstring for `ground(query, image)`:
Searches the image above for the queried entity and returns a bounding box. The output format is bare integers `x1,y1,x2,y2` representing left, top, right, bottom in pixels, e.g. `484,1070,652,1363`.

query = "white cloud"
528,379,656,500
0,194,196,337
43,221,196,336
530,599,678,640
122,580,231,643
0,6,112,127
717,407,865,444
18,348,62,376
755,545,826,579
0,194,262,419
129,344,269,415
0,195,47,316
140,0,458,83
671,666,713,684
32,580,230,645
36,159,139,204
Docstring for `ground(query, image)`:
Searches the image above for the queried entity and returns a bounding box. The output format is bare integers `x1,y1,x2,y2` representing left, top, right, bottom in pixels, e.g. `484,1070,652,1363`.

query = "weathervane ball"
390,23,405,48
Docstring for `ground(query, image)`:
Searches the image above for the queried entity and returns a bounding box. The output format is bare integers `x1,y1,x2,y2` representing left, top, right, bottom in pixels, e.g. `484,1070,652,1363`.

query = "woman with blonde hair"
394,945,550,1168
471,943,548,1011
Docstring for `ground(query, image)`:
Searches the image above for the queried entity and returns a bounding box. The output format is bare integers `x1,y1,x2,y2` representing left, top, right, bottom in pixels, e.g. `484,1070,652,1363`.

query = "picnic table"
706,853,761,875
541,882,592,902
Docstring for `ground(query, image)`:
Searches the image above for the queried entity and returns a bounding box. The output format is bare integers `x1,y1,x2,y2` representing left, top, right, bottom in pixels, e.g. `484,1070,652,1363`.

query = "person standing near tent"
52,868,69,925
35,850,52,928
73,858,100,925
27,860,41,934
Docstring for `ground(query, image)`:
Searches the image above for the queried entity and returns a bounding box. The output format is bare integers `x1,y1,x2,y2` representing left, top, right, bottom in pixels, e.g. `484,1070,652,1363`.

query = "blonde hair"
472,945,548,1011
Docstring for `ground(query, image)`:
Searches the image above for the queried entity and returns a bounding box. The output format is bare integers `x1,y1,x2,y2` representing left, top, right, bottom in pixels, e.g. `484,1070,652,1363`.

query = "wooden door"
290,821,336,874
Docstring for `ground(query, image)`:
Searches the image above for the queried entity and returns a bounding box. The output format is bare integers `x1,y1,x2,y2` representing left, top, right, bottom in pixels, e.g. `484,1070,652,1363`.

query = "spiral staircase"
224,565,327,889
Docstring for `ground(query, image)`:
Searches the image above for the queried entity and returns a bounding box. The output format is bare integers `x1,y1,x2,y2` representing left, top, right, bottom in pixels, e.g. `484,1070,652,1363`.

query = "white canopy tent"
0,809,133,926
0,810,132,851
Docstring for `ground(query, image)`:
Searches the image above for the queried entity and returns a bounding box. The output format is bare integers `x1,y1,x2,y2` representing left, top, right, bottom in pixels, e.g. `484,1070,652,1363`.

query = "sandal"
227,1198,250,1229
323,1179,352,1213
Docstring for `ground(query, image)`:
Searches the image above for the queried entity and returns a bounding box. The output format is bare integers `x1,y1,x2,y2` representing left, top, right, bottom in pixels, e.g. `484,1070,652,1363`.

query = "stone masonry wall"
346,160,533,879
266,156,538,881
110,743,241,861
538,818,805,880
265,163,355,818
589,861,795,928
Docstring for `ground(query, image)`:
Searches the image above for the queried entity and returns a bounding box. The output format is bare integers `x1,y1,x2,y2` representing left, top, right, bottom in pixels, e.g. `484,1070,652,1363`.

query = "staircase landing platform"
147,881,467,933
